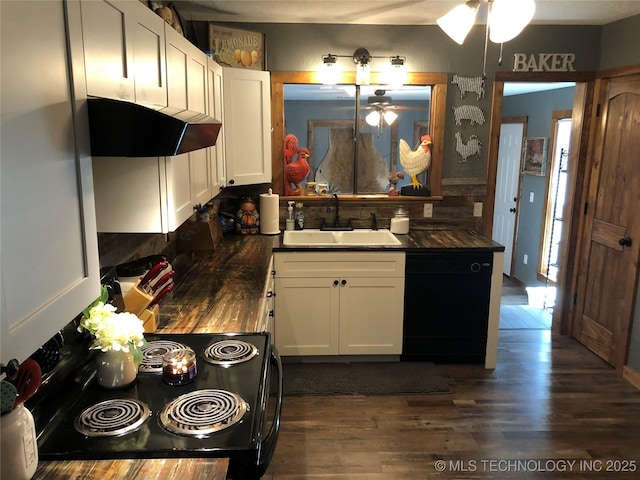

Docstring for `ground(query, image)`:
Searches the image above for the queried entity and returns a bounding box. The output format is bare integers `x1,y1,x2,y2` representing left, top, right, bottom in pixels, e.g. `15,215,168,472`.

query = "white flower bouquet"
79,288,145,365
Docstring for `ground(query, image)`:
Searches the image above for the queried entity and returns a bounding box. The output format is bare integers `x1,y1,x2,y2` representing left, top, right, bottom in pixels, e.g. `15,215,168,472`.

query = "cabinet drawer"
274,252,405,278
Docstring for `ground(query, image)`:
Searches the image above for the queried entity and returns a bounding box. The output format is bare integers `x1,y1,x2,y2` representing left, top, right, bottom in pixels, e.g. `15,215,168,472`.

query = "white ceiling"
175,1,640,26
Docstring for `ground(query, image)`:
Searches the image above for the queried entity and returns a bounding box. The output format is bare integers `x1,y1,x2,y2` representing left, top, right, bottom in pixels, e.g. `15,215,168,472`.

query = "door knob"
509,208,516,213
333,280,339,286
618,236,632,247
341,279,347,286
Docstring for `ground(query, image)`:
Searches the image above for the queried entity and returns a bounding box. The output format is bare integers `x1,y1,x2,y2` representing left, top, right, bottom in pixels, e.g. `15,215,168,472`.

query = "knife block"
123,280,153,317
139,304,159,333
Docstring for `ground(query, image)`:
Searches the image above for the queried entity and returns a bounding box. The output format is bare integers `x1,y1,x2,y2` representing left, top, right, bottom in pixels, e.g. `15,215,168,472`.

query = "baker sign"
513,53,576,72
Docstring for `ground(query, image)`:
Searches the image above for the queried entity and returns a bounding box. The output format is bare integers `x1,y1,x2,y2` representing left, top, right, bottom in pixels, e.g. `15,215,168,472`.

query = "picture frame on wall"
522,137,548,176
209,24,265,70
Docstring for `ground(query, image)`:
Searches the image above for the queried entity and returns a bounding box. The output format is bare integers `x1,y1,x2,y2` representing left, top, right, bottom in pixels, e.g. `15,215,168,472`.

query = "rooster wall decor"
399,134,432,196
283,133,310,196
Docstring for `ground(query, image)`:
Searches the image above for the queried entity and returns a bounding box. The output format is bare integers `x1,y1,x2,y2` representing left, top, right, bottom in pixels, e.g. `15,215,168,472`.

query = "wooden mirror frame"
270,71,447,200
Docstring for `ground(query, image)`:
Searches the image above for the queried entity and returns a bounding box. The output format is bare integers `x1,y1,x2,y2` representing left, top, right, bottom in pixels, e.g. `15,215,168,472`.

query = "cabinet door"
131,2,167,106
207,58,226,192
92,156,167,233
165,153,193,231
274,278,339,355
81,0,134,100
165,26,208,114
1,0,100,362
81,0,166,105
223,68,272,186
339,277,404,355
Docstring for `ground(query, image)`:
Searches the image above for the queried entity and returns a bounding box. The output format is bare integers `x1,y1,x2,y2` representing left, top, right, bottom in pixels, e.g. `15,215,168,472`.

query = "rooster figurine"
284,133,311,196
399,134,432,189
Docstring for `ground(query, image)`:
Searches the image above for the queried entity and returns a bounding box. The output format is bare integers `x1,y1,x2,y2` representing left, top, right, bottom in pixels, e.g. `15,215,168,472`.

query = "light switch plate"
529,191,535,203
423,203,433,217
473,202,483,217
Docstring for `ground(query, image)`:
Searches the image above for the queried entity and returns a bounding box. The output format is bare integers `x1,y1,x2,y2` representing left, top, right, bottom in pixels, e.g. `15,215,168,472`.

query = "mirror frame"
271,71,447,200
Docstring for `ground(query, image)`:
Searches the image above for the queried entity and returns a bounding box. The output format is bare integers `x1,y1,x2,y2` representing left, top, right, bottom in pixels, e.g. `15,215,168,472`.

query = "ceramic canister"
1,404,38,480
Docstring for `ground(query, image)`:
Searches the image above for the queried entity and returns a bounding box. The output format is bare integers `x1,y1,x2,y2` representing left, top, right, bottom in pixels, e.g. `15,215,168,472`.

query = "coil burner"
159,389,249,437
74,399,151,437
139,340,188,373
203,339,258,366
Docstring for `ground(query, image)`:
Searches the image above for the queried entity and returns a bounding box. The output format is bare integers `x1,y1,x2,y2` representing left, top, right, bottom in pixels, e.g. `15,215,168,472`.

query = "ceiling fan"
364,90,400,127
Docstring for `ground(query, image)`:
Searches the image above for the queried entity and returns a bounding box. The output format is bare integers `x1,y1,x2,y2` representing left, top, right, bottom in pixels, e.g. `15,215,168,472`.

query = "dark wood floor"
265,331,640,479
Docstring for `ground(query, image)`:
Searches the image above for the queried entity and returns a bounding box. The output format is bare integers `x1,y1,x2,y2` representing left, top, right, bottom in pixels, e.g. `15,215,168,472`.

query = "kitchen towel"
259,189,280,235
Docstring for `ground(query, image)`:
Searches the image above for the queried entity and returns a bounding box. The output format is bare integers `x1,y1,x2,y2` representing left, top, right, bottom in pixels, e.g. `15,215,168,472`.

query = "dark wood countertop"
273,228,505,253
33,229,500,479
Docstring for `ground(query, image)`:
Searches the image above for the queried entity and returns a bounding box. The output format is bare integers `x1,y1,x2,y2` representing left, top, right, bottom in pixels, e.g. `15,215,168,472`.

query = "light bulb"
365,110,381,127
383,110,398,125
489,0,536,43
436,1,479,45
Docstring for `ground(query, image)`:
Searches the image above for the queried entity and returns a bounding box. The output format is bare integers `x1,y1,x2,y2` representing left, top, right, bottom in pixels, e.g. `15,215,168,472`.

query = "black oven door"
228,345,282,480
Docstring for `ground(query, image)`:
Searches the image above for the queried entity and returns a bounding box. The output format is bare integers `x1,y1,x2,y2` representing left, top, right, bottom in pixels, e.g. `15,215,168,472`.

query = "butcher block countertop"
33,229,500,480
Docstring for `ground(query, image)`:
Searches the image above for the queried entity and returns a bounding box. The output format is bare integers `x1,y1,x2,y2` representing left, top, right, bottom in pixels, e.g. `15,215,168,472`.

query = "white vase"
96,349,137,388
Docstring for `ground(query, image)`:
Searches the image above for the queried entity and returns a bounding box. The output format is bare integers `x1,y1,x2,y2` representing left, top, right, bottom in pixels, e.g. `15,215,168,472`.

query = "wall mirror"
284,84,431,194
271,72,447,199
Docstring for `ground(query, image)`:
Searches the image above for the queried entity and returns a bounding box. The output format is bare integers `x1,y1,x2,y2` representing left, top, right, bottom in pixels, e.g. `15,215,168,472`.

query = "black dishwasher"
402,252,493,363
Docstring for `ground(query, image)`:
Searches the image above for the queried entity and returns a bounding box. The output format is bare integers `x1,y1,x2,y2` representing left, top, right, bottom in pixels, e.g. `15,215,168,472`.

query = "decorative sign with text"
209,25,265,70
513,53,576,72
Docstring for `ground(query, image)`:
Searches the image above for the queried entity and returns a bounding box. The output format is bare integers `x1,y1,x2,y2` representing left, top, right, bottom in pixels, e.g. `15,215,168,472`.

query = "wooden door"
574,75,640,369
492,118,525,276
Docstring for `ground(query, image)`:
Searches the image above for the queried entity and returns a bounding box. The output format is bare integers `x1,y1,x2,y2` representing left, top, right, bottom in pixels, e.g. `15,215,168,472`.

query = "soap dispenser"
286,201,295,231
294,202,305,230
390,207,410,234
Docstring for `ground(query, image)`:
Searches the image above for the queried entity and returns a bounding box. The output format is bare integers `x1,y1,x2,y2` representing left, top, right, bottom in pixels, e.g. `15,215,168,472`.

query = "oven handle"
259,346,283,471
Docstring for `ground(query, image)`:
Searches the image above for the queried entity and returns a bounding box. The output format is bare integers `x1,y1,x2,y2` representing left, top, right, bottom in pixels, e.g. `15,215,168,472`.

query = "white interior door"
492,121,524,276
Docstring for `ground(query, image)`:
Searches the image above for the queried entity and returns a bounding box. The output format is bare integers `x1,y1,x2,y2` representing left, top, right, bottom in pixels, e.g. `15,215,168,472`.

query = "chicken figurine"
399,134,432,195
284,133,311,196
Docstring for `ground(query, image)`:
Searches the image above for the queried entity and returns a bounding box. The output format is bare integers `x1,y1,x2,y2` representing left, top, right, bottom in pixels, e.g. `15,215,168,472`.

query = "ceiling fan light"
383,110,398,125
436,1,479,45
365,111,381,127
489,0,536,43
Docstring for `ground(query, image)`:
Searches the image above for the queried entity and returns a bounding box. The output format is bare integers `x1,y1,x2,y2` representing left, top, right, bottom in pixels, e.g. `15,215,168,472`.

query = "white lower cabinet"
273,252,405,356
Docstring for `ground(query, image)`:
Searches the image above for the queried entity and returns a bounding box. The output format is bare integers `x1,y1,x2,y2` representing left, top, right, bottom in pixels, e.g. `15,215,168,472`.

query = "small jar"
162,348,197,385
390,207,410,234
1,404,38,480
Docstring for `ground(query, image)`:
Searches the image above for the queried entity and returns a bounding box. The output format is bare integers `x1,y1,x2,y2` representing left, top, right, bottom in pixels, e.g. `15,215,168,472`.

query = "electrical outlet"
523,254,528,264
423,203,433,218
473,202,483,217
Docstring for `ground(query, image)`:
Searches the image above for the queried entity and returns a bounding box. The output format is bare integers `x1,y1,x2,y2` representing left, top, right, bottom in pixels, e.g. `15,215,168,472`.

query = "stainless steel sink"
282,229,401,246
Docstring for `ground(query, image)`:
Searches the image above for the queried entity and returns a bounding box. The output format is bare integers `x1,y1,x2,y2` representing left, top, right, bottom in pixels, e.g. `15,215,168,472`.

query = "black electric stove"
34,332,282,479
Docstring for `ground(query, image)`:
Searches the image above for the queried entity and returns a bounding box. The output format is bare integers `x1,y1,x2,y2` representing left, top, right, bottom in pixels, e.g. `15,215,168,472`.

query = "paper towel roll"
259,189,281,235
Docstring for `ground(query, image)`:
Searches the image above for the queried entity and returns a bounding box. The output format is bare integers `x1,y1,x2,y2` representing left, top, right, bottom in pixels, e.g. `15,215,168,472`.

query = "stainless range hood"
87,97,222,157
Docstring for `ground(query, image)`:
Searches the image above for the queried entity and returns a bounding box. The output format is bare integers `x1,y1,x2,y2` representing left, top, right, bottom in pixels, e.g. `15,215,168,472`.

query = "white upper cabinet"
81,0,167,106
207,58,226,193
165,26,208,114
223,68,272,186
92,18,221,233
1,0,100,363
